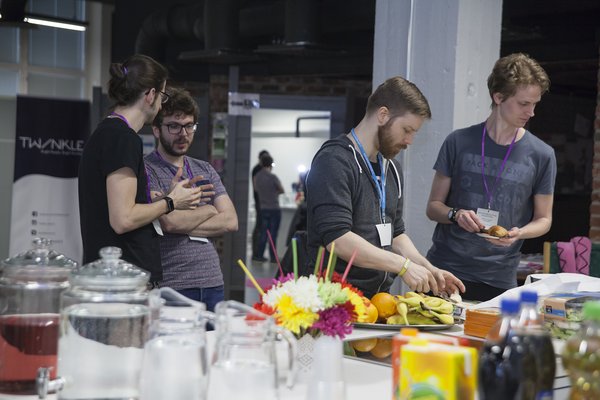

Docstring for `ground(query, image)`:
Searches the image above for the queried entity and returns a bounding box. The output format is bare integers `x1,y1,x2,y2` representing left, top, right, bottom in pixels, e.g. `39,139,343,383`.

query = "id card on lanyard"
351,129,392,247
478,125,518,227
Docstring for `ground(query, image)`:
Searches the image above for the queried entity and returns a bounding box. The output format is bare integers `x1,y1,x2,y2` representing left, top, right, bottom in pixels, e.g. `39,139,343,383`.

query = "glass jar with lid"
0,237,77,394
37,246,151,399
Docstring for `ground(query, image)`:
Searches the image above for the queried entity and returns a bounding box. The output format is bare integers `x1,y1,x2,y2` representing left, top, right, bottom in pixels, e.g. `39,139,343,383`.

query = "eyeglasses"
162,123,198,135
159,91,170,104
145,89,170,104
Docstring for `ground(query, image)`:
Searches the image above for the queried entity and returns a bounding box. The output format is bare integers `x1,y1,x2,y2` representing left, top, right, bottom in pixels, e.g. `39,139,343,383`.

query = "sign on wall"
9,96,90,262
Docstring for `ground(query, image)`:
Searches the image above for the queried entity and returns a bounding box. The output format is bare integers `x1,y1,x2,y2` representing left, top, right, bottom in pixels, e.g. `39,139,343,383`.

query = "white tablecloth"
0,325,570,400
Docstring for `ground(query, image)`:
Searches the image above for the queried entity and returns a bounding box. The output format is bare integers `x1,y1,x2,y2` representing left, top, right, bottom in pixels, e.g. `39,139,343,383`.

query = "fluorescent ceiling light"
24,16,86,31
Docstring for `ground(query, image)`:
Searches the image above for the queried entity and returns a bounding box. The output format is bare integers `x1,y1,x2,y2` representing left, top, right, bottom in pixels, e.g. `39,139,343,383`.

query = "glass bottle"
562,301,600,400
37,246,150,399
0,238,76,394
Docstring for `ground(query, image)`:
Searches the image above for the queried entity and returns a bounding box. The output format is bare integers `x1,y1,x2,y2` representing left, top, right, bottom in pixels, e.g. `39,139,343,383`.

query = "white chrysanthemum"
262,275,323,312
284,275,323,311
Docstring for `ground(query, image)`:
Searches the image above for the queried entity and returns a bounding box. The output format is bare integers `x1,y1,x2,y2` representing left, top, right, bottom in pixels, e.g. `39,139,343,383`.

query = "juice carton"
398,338,478,400
392,329,476,400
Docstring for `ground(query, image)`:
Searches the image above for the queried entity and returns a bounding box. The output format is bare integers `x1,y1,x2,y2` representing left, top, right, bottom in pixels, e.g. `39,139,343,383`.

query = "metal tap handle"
37,367,65,399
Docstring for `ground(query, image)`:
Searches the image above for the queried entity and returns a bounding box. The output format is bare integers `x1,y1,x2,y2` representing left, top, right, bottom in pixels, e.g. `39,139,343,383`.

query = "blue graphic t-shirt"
426,122,556,289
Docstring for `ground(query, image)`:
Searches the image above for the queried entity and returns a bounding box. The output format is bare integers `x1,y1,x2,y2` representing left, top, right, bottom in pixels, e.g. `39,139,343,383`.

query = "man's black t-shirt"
78,117,162,280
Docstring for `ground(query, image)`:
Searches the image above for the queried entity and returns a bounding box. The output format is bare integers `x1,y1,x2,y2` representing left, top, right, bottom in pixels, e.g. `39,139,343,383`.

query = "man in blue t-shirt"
426,53,557,301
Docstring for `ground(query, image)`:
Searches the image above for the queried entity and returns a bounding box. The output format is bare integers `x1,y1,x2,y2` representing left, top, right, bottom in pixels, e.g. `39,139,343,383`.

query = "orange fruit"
370,338,393,359
370,292,398,319
352,337,378,353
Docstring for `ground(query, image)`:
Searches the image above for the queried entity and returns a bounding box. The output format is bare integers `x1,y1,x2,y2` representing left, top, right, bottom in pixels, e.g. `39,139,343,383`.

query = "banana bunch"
386,292,455,325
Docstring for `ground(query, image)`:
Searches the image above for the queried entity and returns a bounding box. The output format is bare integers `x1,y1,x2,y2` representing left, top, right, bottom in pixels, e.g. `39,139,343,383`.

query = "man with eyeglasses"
144,87,238,310
79,55,202,286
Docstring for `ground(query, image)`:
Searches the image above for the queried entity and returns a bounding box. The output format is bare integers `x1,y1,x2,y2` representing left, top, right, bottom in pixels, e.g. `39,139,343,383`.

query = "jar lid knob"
99,247,122,260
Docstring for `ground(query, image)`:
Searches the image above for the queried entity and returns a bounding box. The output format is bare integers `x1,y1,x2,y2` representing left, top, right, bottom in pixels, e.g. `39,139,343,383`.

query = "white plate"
476,232,501,240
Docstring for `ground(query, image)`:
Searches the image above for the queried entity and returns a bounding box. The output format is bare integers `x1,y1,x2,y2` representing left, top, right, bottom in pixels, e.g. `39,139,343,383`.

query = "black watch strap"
164,196,175,214
448,207,458,223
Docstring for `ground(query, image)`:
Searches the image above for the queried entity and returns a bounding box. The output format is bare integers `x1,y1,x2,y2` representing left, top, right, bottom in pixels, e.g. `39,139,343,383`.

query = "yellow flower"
344,288,367,322
275,294,319,335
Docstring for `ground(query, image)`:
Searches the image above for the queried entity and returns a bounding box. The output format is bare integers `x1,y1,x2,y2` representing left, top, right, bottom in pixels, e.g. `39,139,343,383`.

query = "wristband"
164,196,175,214
398,258,411,277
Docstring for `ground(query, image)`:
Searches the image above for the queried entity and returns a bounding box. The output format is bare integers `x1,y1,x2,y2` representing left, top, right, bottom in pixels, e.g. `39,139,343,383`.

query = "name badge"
376,223,392,247
152,219,164,236
476,208,499,228
189,235,209,243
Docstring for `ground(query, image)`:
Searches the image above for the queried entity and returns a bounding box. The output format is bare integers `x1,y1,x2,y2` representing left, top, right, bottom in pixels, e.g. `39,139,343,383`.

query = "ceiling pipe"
135,3,202,61
203,0,240,51
284,0,318,44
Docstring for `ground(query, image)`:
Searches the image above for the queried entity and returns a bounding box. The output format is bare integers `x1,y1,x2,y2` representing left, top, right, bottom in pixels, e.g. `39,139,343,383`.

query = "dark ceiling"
109,0,600,98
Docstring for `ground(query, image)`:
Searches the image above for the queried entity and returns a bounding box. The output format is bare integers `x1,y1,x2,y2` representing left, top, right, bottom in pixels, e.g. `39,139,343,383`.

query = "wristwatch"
164,196,175,214
447,207,458,223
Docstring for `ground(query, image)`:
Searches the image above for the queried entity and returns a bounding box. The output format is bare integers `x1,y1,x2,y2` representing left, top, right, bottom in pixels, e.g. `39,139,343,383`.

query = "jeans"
176,285,224,312
257,208,282,261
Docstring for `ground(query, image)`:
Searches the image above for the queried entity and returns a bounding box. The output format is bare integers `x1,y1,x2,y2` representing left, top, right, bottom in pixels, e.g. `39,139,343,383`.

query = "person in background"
251,150,270,260
78,54,202,286
253,154,284,262
145,87,238,310
426,53,556,302
306,76,465,299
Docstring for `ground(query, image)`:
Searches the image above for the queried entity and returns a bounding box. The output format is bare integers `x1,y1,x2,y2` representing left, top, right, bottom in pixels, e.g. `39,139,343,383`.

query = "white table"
0,325,571,400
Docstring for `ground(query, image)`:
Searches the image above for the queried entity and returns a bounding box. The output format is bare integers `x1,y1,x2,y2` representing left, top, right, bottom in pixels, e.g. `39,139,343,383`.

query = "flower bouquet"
239,238,367,340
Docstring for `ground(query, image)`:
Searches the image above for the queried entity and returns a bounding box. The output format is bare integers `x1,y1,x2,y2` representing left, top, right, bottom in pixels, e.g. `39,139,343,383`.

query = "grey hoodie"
306,134,405,298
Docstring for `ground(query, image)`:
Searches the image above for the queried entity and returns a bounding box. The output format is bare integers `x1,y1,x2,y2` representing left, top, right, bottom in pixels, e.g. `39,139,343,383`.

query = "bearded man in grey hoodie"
306,76,465,299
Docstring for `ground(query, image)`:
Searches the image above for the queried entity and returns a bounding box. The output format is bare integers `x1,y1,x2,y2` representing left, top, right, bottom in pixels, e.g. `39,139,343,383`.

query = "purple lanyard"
481,125,518,209
110,112,152,203
110,112,132,129
153,150,195,185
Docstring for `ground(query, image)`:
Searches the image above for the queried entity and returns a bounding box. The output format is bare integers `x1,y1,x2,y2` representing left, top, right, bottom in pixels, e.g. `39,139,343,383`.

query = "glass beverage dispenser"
37,247,150,399
0,238,77,394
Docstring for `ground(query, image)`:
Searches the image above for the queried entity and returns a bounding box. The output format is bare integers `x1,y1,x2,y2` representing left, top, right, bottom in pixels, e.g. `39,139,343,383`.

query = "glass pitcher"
139,287,214,400
0,238,77,395
207,300,297,400
37,246,150,399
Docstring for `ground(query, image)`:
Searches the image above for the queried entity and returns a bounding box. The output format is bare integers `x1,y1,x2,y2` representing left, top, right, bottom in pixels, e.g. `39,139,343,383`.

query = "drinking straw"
341,249,358,282
314,247,324,276
324,242,336,281
266,229,284,278
237,259,265,296
327,253,337,281
318,246,326,278
292,237,298,281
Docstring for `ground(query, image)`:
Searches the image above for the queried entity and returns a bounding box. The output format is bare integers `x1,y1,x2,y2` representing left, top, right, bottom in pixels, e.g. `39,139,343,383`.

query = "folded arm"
159,194,238,237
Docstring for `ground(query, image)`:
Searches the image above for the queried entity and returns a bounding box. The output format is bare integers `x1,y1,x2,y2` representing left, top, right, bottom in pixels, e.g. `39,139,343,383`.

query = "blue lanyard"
351,128,386,223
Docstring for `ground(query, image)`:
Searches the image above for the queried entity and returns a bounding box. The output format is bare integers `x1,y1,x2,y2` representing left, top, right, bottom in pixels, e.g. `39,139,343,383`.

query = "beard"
159,134,189,157
377,122,406,159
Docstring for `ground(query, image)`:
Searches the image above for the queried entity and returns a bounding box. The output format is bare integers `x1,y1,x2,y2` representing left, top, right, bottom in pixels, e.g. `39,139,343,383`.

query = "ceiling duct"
256,0,344,56
178,0,260,64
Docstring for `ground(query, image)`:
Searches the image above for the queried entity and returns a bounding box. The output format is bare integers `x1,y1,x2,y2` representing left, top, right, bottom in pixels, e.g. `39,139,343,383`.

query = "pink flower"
312,305,353,339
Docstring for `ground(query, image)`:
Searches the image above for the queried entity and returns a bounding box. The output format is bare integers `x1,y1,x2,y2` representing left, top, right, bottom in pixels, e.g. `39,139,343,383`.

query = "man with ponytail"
78,54,202,284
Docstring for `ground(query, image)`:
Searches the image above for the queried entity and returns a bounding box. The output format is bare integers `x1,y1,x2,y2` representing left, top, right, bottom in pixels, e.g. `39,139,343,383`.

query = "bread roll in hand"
487,225,508,238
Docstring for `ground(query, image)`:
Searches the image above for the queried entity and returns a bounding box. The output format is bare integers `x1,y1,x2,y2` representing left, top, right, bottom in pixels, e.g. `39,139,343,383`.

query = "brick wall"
208,74,372,112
